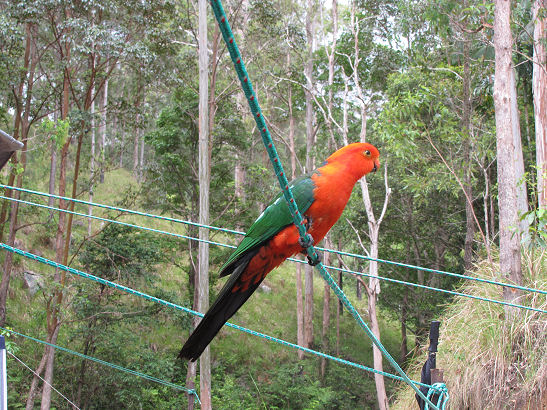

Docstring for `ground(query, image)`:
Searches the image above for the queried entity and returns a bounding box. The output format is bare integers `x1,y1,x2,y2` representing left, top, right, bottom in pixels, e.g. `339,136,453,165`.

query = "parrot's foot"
306,251,322,266
298,233,314,249
299,229,322,266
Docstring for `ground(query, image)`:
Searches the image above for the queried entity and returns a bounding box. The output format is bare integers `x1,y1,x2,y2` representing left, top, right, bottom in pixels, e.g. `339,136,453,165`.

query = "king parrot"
179,142,380,361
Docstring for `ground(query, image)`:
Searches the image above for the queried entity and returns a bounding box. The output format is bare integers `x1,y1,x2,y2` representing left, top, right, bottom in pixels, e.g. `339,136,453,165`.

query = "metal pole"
0,335,7,410
416,321,441,409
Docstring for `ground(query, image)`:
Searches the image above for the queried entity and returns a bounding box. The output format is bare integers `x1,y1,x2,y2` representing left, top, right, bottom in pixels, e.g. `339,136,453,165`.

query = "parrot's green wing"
219,173,316,277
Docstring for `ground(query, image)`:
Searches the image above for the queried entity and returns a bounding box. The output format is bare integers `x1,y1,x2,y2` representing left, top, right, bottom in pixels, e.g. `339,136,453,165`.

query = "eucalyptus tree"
532,0,546,209
493,0,523,318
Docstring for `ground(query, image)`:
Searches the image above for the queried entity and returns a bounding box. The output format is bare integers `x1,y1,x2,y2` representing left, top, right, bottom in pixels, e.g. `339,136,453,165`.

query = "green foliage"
0,12,24,100
144,86,247,222
39,117,70,149
258,363,336,409
519,169,547,248
0,327,20,354
80,224,166,281
377,67,464,198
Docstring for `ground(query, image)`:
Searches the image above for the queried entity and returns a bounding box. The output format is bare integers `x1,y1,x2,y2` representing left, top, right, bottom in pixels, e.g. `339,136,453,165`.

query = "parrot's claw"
306,251,322,266
298,233,314,249
299,232,322,266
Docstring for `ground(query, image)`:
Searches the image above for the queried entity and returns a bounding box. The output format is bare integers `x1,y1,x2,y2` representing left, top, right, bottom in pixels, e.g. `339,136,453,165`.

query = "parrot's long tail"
178,248,264,361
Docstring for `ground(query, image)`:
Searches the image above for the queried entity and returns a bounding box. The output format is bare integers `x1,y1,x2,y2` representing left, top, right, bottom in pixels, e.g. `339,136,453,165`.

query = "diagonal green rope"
2,184,544,298
0,242,442,392
0,326,201,403
208,0,439,407
3,194,545,313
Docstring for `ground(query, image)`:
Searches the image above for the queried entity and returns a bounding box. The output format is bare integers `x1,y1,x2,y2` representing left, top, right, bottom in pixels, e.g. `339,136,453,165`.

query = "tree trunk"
133,72,142,178
296,264,305,359
365,226,389,410
0,21,35,326
0,171,17,244
0,23,33,242
493,0,523,319
133,121,141,177
533,0,547,209
38,28,73,399
25,344,48,410
186,227,198,409
482,164,491,244
304,0,315,348
400,293,408,363
359,167,390,410
88,96,96,236
197,0,211,407
48,138,57,211
367,287,388,410
462,31,476,270
337,237,343,316
40,324,60,410
42,131,87,409
286,52,304,359
320,236,331,379
325,0,338,148
186,361,197,410
509,67,529,233
139,129,145,180
100,77,108,183
234,155,245,201
0,158,24,327
0,21,33,243
355,38,391,402
38,142,68,409
489,166,496,237
119,119,125,168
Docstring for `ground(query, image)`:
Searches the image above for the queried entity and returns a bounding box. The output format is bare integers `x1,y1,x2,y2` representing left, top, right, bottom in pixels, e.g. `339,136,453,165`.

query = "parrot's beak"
372,159,380,173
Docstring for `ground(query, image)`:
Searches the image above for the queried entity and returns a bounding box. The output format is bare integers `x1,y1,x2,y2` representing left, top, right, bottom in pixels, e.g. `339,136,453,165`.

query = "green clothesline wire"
0,195,236,251
4,194,545,314
0,326,201,403
208,0,437,407
0,184,242,236
1,185,544,297
0,242,442,393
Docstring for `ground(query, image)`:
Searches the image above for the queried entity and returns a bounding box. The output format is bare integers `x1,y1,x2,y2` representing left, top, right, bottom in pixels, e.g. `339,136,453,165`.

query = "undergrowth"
393,249,546,410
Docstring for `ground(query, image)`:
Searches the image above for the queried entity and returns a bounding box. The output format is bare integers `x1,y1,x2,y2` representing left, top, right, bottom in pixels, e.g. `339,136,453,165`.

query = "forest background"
0,0,545,408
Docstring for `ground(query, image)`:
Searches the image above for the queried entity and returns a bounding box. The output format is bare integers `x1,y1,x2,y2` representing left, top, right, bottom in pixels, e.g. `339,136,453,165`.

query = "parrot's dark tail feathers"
178,249,261,361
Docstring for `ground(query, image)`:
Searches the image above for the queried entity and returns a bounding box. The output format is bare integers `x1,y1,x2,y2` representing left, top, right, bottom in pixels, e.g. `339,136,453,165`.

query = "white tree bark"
350,2,390,407
493,0,523,318
100,78,108,183
198,0,211,407
286,47,305,359
533,0,547,209
304,0,315,348
88,96,95,235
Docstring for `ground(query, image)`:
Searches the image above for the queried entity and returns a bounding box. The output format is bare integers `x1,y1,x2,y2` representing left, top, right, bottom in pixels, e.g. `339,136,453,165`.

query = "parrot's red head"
325,142,380,180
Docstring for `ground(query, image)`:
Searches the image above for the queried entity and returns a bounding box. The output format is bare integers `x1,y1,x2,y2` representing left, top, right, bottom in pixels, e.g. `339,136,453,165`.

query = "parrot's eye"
364,150,371,156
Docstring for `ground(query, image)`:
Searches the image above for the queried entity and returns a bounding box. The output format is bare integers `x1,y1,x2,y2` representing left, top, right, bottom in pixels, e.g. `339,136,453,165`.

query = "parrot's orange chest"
304,161,357,244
